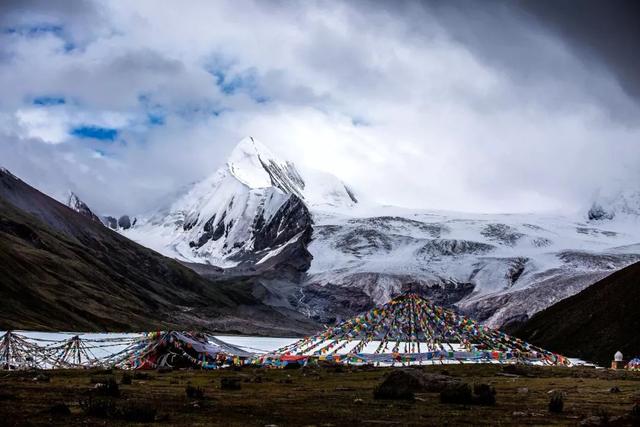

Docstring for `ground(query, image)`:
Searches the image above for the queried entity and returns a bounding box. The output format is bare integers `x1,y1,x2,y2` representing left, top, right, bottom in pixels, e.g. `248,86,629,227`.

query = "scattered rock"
472,383,496,406
353,398,364,404
33,373,50,382
374,373,416,400
374,369,460,401
93,377,120,398
373,369,449,400
512,411,527,417
517,387,529,394
439,382,496,406
440,383,472,405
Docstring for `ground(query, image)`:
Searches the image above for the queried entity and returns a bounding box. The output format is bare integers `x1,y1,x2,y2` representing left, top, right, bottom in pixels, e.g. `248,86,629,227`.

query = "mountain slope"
0,168,317,334
509,261,640,366
303,207,640,325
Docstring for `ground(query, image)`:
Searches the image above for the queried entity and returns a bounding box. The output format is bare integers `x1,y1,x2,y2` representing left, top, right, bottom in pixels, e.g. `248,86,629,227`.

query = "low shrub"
80,396,117,418
133,372,151,380
549,391,564,413
94,377,120,397
120,373,132,385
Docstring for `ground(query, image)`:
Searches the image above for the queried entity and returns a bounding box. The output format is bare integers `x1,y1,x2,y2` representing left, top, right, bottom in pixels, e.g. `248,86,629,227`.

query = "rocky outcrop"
102,215,136,230
417,239,495,258
480,224,524,247
66,192,102,224
588,202,614,220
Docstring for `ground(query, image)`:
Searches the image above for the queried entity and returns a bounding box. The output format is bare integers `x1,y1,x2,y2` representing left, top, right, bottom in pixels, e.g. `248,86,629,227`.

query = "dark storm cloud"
0,0,98,24
515,0,640,103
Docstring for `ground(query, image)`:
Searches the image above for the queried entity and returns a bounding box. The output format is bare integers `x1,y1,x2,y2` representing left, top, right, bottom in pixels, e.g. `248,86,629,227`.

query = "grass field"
1,364,639,426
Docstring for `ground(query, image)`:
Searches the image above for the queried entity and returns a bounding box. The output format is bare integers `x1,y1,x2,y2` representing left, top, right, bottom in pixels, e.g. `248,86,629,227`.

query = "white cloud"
0,0,639,215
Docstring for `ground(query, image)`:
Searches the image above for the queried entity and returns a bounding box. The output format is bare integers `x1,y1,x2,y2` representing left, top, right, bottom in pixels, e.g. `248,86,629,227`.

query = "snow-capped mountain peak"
227,136,306,200
120,137,319,269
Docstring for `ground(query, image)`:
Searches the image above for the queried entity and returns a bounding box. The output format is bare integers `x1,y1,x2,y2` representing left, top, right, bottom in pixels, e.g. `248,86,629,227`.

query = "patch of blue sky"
32,96,66,106
70,126,118,141
4,24,64,36
4,24,74,53
147,113,165,126
138,94,167,124
207,66,269,103
175,101,227,120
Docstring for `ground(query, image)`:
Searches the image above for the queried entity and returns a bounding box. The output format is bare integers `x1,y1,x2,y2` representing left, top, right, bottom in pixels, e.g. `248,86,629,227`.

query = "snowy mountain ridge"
96,136,640,329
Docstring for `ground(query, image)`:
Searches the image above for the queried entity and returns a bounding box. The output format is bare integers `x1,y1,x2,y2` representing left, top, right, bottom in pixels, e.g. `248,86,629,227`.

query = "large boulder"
373,369,460,400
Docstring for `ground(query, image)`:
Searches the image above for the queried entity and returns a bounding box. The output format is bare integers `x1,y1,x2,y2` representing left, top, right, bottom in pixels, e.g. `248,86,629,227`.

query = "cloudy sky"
1,0,639,215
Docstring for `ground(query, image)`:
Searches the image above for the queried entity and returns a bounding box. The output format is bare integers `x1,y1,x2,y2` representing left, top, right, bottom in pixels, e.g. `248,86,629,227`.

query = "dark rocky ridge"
509,260,640,366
